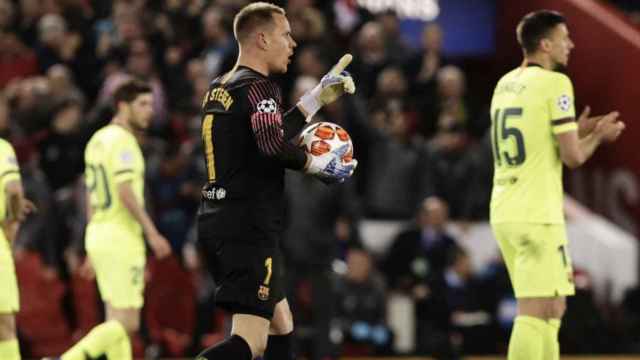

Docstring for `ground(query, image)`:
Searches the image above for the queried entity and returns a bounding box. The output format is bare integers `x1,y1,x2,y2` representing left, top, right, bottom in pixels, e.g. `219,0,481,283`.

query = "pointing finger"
330,54,353,75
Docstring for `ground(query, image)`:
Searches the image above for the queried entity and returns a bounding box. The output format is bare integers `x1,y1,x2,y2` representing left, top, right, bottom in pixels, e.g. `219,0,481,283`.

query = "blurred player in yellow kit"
45,80,171,360
0,137,36,360
490,10,625,360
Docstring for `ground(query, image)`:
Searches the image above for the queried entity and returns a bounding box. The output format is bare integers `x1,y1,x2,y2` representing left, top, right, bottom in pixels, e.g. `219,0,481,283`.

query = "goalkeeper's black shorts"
197,200,285,320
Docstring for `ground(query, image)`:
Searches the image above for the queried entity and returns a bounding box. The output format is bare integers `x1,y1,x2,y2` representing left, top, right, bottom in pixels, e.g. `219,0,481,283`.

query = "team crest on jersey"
258,285,270,301
257,98,277,114
557,94,571,112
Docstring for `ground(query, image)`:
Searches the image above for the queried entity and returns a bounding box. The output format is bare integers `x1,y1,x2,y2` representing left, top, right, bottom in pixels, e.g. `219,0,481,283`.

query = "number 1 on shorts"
264,257,272,285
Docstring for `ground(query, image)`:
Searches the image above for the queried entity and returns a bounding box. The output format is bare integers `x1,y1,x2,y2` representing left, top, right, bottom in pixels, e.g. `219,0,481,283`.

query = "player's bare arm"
556,111,625,168
577,105,622,139
3,179,36,243
117,180,171,258
5,180,36,223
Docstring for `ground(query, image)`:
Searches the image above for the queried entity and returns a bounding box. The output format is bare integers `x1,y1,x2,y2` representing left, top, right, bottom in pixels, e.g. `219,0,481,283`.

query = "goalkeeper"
195,2,357,360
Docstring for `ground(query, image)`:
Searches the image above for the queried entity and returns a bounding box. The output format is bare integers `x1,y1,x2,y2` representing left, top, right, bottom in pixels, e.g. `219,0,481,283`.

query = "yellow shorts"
492,223,575,298
0,234,19,313
86,226,146,309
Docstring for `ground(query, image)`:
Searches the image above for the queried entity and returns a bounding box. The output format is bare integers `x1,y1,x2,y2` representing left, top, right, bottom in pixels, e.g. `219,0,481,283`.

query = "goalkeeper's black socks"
264,332,294,360
196,335,252,360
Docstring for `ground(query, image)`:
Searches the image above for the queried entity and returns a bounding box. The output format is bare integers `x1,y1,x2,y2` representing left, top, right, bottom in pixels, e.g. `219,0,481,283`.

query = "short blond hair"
233,2,285,42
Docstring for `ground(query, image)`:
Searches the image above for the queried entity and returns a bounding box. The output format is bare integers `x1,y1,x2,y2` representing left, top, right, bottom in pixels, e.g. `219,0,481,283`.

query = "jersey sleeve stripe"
551,117,575,126
0,169,19,179
114,169,134,176
247,80,282,111
251,112,284,156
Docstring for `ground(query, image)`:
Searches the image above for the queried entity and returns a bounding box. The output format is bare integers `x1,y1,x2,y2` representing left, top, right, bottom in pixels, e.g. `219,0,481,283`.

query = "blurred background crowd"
1,0,640,359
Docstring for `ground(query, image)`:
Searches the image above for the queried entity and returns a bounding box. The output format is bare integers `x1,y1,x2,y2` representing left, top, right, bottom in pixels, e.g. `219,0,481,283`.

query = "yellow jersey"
84,124,145,237
490,65,577,224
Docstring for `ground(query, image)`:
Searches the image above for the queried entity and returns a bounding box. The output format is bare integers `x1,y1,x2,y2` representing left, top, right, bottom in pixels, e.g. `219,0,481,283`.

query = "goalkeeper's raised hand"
305,144,358,184
298,54,356,120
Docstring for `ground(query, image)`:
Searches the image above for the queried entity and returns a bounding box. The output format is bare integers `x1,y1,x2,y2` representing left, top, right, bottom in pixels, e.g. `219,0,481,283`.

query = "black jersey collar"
237,65,268,78
525,62,543,68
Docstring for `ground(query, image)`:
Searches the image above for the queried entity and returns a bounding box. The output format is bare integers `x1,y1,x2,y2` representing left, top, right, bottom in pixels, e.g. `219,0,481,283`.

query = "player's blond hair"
233,2,285,43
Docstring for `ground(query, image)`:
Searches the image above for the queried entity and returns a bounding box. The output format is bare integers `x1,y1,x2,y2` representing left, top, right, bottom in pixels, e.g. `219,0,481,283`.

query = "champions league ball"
298,122,354,163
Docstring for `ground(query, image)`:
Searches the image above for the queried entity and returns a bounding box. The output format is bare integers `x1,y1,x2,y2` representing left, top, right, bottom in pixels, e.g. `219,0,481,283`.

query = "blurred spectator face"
0,31,26,55
52,102,81,134
118,16,143,43
346,249,372,284
286,0,313,12
295,46,325,78
20,0,40,20
202,8,227,42
387,103,408,139
418,196,449,229
378,11,400,37
437,65,465,99
289,7,325,42
15,76,50,110
421,23,443,53
0,0,14,29
165,0,184,10
358,22,385,57
127,40,154,77
114,2,143,43
38,14,67,47
186,58,206,83
451,251,472,280
42,0,61,14
376,67,407,98
47,64,73,95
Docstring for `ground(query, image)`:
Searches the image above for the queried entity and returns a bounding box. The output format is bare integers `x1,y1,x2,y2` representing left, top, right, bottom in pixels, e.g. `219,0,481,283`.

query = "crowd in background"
1,0,640,359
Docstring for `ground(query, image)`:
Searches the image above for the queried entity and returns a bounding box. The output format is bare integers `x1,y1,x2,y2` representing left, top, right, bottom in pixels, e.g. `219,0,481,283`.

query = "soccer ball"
298,122,354,162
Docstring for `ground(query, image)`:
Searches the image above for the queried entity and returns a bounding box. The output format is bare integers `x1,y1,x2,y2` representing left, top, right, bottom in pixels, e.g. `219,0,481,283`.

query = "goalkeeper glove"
305,144,358,184
298,54,356,120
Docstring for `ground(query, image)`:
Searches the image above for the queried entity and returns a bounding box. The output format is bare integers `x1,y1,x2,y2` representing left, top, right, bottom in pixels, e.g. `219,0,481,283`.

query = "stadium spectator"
351,21,394,98
404,23,447,98
382,196,459,292
333,248,392,356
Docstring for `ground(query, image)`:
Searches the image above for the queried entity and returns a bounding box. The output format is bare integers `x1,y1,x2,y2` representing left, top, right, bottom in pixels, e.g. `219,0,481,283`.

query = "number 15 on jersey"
492,107,526,167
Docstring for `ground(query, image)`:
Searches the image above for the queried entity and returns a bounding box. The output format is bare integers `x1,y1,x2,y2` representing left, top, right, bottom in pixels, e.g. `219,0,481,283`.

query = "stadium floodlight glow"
357,0,440,21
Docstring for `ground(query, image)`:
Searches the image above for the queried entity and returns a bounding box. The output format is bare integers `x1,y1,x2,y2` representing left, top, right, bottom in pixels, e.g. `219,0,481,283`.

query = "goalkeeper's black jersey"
198,65,307,217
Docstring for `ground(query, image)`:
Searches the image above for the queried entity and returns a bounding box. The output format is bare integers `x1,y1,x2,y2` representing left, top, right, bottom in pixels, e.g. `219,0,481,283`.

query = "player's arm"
297,54,356,120
4,179,36,242
110,144,171,258
247,80,308,170
5,180,34,223
555,112,624,168
282,105,307,141
548,74,620,168
117,180,170,258
1,147,35,242
281,54,357,142
556,129,598,169
85,187,93,222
